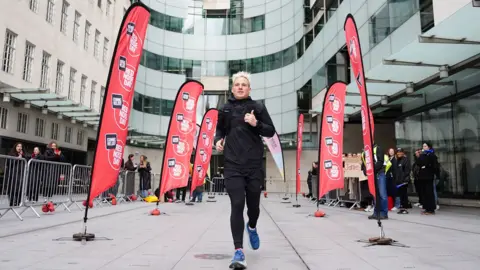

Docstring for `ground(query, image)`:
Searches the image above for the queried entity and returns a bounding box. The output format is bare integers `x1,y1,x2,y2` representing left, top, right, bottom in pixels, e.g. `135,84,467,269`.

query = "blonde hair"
231,71,251,86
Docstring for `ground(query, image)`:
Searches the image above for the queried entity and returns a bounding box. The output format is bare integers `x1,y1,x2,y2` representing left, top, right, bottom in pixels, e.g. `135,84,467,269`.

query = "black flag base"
292,204,301,208
185,201,195,206
357,222,409,248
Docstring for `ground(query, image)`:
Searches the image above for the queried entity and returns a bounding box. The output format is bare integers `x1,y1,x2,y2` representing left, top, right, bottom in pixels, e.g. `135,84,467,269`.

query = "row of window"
147,3,265,35
132,92,174,116
0,107,84,146
2,29,105,110
139,35,304,76
27,0,111,65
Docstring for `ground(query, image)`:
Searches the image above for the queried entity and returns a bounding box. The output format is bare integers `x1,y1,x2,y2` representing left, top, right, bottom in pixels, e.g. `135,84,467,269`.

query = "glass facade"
369,0,419,47
396,90,480,198
148,5,265,35
133,92,175,117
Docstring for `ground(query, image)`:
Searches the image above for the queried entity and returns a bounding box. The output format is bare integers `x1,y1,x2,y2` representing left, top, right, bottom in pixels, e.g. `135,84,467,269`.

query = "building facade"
131,0,480,200
0,0,131,164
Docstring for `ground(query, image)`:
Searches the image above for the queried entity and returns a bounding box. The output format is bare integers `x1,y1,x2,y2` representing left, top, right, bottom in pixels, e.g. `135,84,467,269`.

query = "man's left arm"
255,104,276,137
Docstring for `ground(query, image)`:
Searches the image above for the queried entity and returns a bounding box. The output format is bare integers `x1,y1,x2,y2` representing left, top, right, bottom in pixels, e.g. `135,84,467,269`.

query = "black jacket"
416,151,439,181
394,156,411,185
214,96,275,168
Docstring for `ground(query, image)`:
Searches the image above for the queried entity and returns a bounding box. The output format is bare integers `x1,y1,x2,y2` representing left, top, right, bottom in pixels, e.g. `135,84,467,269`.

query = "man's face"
396,152,404,159
231,77,251,99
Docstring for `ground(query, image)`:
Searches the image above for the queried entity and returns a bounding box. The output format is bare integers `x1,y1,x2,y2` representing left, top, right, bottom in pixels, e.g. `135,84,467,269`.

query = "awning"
346,3,480,116
0,87,101,127
312,3,480,117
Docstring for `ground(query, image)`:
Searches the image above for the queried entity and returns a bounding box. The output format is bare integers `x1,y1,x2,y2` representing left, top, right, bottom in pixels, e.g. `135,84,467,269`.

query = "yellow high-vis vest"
361,146,392,172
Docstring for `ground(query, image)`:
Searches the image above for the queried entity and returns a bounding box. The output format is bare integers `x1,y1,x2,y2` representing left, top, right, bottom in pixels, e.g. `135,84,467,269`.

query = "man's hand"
216,138,224,152
244,110,257,127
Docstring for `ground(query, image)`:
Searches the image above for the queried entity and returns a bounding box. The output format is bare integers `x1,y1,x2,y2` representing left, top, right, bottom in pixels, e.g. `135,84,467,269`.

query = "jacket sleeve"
374,145,384,172
403,158,411,183
214,105,226,145
254,104,276,137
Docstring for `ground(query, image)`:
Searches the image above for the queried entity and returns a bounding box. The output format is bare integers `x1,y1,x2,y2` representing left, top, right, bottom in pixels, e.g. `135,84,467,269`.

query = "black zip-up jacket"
214,96,275,168
394,156,411,185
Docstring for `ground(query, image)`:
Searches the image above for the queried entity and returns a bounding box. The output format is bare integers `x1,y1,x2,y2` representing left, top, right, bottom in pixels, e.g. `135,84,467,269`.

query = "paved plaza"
0,195,479,270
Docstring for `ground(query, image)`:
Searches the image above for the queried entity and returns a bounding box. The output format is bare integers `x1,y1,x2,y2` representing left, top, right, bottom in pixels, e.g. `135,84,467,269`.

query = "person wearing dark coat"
416,142,440,215
137,155,151,198
306,170,313,198
42,142,65,199
393,148,411,214
26,147,44,202
6,143,27,207
124,154,137,195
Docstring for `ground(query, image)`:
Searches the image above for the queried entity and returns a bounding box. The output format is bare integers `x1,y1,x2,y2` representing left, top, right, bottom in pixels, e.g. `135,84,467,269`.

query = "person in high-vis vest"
361,143,390,220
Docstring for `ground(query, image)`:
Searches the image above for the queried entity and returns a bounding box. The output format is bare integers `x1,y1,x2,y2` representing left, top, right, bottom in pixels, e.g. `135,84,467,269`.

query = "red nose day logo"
106,136,124,171
324,137,340,158
348,36,359,64
364,144,374,176
126,22,143,58
202,132,210,147
171,135,190,157
167,158,187,180
118,56,136,92
326,115,341,136
112,94,129,131
361,106,367,136
176,114,195,134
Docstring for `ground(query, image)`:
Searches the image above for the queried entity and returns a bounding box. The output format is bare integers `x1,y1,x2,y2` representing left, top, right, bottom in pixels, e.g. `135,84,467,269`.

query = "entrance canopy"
0,87,100,127
314,3,480,118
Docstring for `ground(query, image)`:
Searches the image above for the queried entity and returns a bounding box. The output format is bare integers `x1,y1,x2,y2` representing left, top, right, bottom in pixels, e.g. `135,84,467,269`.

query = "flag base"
357,237,408,248
53,233,112,244
185,202,195,206
292,204,301,208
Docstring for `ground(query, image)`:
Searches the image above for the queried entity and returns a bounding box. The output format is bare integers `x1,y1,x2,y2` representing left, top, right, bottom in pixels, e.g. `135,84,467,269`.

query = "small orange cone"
314,210,325,217
264,192,268,198
150,208,161,216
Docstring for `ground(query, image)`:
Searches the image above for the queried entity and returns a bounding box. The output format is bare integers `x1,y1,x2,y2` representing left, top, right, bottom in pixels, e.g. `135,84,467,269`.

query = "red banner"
344,14,376,197
191,109,218,193
88,3,150,203
296,114,304,194
159,81,204,196
318,82,347,199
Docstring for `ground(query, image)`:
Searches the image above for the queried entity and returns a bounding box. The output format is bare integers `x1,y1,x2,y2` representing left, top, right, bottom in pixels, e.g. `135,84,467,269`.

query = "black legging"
224,167,263,249
398,184,409,209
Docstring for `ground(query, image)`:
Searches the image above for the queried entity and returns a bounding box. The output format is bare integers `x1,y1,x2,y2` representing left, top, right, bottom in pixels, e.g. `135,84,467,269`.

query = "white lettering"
123,67,134,88
129,34,138,53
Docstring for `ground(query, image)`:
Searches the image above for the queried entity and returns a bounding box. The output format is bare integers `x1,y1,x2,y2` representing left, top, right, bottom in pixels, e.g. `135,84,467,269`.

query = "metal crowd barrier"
0,155,165,221
0,154,28,220
206,177,226,202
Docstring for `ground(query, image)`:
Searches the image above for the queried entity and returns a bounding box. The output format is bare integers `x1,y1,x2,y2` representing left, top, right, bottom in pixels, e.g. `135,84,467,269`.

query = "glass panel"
229,17,242,34
282,46,295,67
252,16,264,32
143,95,153,114
161,99,174,116
453,93,480,196
311,66,326,97
370,0,418,47
133,92,142,111
421,105,456,196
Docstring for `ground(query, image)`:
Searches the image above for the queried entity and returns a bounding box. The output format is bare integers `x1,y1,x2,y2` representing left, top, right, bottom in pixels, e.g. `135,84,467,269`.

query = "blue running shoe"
229,249,247,269
246,223,260,250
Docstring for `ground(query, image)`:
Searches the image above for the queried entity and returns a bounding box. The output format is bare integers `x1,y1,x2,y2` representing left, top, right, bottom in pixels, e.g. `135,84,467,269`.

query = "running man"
214,71,275,269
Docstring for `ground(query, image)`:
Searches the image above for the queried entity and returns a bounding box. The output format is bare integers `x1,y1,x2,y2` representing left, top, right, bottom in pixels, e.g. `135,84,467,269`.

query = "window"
77,130,84,145
40,51,51,89
80,75,87,105
106,0,112,16
35,118,45,137
90,81,97,109
29,0,39,12
103,38,109,64
2,29,17,74
22,42,35,82
84,21,91,50
100,86,105,107
51,122,59,140
17,113,28,134
55,61,64,94
94,30,100,58
73,11,81,42
68,68,76,100
65,126,72,143
60,1,69,34
97,0,102,8
46,0,55,24
0,107,7,129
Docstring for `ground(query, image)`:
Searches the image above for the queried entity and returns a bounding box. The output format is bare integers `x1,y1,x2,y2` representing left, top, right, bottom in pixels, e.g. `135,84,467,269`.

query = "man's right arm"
214,106,226,145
